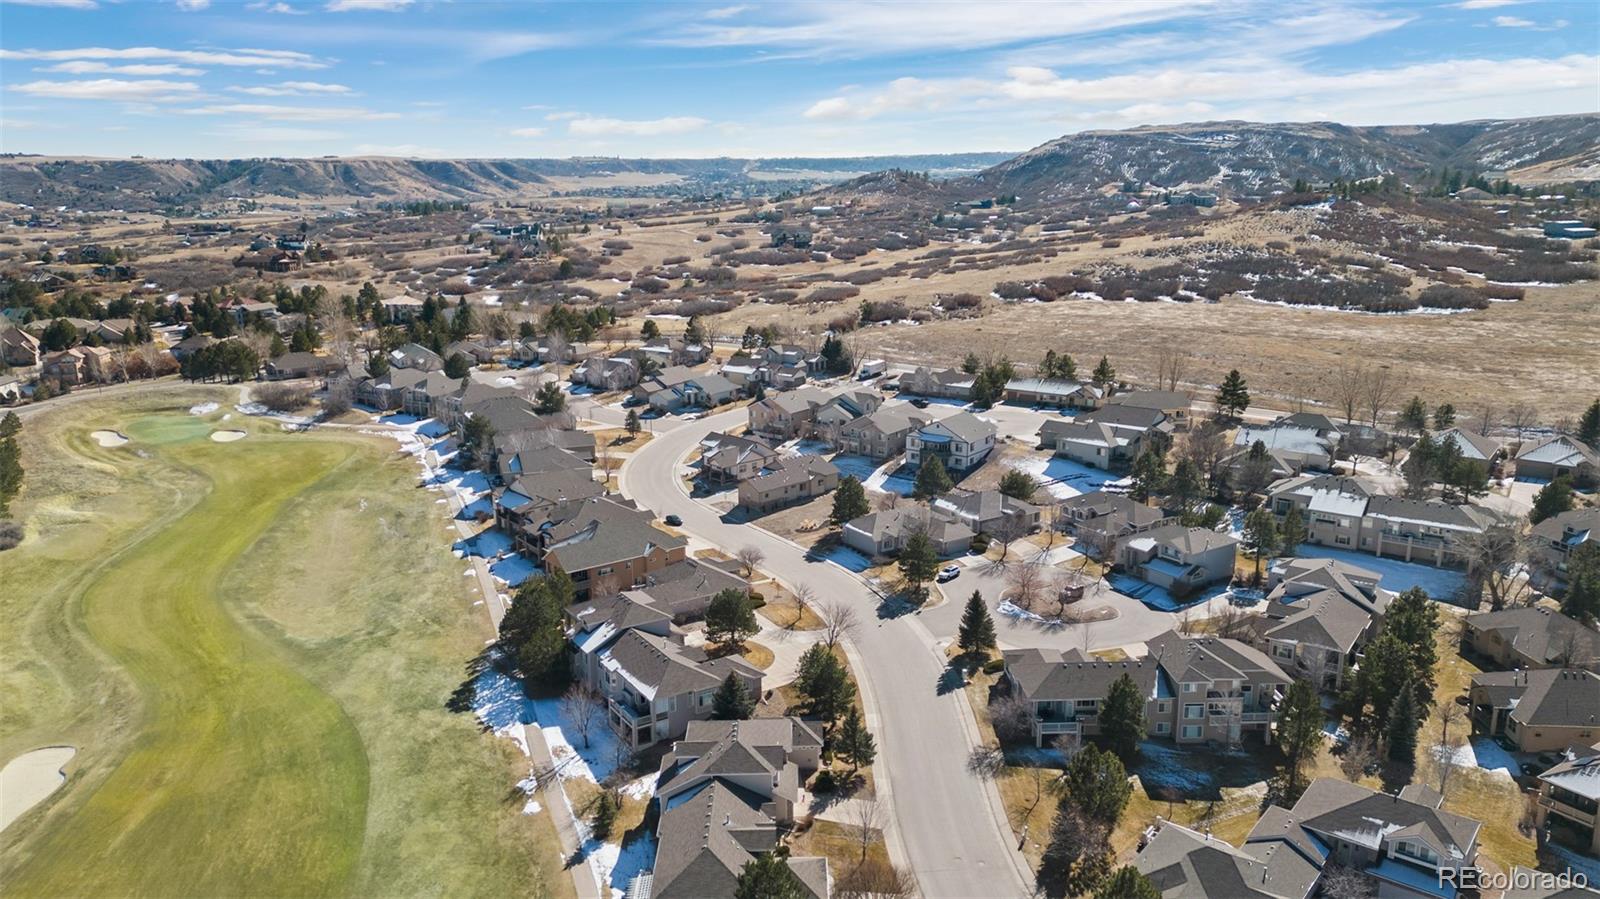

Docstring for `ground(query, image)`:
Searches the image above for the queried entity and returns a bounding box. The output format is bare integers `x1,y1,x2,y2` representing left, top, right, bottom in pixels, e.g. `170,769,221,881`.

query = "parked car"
909,398,929,409
1520,761,1546,778
936,564,961,583
664,514,683,526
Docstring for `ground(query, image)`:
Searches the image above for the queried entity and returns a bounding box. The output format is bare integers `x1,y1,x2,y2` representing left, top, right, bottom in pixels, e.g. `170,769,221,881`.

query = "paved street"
618,403,1033,899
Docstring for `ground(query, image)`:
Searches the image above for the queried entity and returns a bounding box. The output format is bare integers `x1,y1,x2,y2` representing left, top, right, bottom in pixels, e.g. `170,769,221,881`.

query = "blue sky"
2,0,1595,159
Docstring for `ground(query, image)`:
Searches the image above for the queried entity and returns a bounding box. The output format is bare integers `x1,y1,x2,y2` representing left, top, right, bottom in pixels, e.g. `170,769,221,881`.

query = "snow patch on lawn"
472,657,631,785
188,402,219,416
490,552,541,587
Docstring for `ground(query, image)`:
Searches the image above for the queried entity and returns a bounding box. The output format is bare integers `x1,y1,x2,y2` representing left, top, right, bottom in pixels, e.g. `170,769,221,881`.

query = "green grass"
1,389,572,898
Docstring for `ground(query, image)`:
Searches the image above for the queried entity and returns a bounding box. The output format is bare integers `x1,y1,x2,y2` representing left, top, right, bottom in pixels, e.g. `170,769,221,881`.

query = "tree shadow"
936,663,968,696
446,647,495,714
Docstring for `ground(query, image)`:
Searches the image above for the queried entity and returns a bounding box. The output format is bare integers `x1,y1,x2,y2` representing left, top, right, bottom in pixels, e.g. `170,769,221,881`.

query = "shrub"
747,590,766,608
805,285,860,303
1100,239,1122,248
1416,284,1489,310
0,520,22,552
812,770,838,793
254,383,312,413
982,658,1005,675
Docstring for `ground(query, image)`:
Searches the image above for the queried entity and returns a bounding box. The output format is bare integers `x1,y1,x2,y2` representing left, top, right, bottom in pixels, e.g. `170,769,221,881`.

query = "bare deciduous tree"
736,545,766,578
1430,700,1467,798
560,685,605,750
1506,403,1539,450
1320,865,1376,899
1461,521,1535,611
1362,365,1405,428
820,599,860,649
1474,403,1497,437
849,797,887,862
992,516,1031,564
1331,363,1366,424
1155,347,1188,392
989,692,1037,745
836,859,917,899
1006,561,1048,611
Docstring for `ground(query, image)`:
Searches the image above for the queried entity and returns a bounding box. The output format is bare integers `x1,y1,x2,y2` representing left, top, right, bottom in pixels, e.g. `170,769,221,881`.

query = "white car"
936,564,961,582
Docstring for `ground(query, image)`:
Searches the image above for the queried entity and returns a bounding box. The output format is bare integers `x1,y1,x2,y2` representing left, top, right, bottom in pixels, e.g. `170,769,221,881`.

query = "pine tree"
1277,678,1324,797
1129,447,1166,502
1398,396,1429,435
735,852,807,899
961,352,982,375
705,588,758,648
1531,476,1575,524
640,319,660,340
836,705,877,775
0,412,20,440
1433,403,1456,430
1214,369,1250,418
624,408,641,437
1278,505,1307,555
534,382,567,414
1561,543,1600,626
712,671,756,720
957,590,997,655
998,469,1039,501
831,475,870,525
1091,355,1116,390
1579,398,1600,446
444,352,471,379
1098,673,1146,762
1038,804,1113,899
898,530,939,602
683,315,705,345
1061,744,1131,825
1386,685,1419,763
912,453,953,500
1095,866,1160,899
1243,506,1278,581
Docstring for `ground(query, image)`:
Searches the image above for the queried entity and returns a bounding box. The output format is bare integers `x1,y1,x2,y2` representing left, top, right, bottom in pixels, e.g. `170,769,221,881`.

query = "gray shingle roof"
1287,778,1480,863
1465,606,1600,667
1473,668,1600,728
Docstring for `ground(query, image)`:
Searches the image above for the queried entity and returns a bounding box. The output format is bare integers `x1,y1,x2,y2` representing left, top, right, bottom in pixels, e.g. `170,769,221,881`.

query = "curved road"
619,404,1031,899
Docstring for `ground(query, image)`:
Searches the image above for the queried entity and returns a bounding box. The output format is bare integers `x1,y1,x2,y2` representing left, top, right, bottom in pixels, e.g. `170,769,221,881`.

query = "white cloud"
230,80,353,96
247,1,306,13
509,127,546,137
0,0,98,8
325,0,411,10
175,0,210,10
1492,15,1534,27
660,1,1214,57
1453,0,1525,8
0,46,326,69
11,78,200,101
566,115,709,137
40,61,205,75
180,103,400,121
704,4,748,19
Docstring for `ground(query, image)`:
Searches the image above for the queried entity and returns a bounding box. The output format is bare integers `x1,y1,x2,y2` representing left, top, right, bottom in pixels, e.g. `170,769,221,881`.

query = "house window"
1183,683,1197,694
1155,722,1170,734
1181,725,1202,739
1183,704,1203,720
1156,701,1170,714
1335,536,1350,546
1075,699,1098,709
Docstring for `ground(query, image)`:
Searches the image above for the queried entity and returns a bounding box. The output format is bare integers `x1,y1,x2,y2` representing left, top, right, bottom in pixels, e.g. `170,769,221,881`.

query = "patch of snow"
188,402,219,416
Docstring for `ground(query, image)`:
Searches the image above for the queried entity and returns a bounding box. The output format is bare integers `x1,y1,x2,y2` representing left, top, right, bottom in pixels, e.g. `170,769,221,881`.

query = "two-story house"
540,496,689,598
1460,606,1600,671
1533,741,1600,860
834,404,929,461
1118,525,1239,598
906,411,995,473
738,456,839,514
842,506,975,558
1257,557,1392,691
1470,668,1600,753
1056,491,1178,556
698,431,780,484
746,386,831,441
931,488,1042,537
1529,508,1600,591
1037,404,1170,471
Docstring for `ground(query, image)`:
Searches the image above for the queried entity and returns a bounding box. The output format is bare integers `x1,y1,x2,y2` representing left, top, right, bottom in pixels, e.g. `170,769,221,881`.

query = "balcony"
608,697,656,727
1038,720,1081,736
1241,711,1274,724
1541,795,1598,828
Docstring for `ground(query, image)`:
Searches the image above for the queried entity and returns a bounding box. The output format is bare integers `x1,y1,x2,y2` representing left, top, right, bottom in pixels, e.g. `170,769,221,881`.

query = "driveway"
619,403,1031,899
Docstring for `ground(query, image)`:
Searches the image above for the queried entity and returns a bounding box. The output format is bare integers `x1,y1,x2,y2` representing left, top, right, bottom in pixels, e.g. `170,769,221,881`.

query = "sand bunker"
1,746,76,832
90,430,129,447
210,429,248,443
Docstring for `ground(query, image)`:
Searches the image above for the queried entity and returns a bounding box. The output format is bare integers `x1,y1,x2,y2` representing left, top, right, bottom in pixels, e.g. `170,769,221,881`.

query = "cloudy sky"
1,0,1595,159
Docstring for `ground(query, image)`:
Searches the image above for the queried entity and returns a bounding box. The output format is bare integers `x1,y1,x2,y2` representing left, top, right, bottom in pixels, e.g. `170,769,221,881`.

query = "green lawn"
1,389,571,898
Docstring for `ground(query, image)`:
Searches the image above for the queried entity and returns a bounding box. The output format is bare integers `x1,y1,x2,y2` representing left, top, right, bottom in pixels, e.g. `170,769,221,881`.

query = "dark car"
664,514,683,527
909,398,929,409
1521,761,1546,778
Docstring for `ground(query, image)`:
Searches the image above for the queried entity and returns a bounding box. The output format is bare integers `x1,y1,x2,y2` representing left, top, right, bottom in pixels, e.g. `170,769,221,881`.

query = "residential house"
41,345,114,385
1437,427,1502,470
223,299,278,328
1461,607,1600,671
493,469,607,552
571,355,640,391
1001,631,1289,747
90,318,137,344
1266,475,1376,550
263,351,340,381
1234,424,1336,472
834,404,928,461
622,557,751,622
1257,557,1393,691
738,456,839,514
389,342,445,372
0,326,41,367
635,366,738,413
542,496,689,598
1533,740,1600,859
905,411,995,473
638,336,709,368
519,336,592,366
646,718,829,898
563,592,762,750
1003,377,1102,409
747,386,831,441
495,444,592,484
842,506,975,558
931,488,1042,537
491,424,596,470
809,390,882,446
1106,389,1192,428
1529,508,1600,591
380,295,426,323
436,381,519,429
1118,525,1239,598
1470,668,1600,752
445,339,498,366
1134,819,1320,899
898,366,972,400
1360,494,1493,567
168,332,216,363
1055,491,1177,555
698,431,780,484
1038,404,1170,471
1517,435,1599,484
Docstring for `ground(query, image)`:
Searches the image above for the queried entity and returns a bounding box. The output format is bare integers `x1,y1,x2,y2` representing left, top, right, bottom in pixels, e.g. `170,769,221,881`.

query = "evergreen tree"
795,645,855,729
366,354,389,378
1530,476,1575,524
1561,543,1600,626
998,469,1039,501
1037,804,1112,899
0,412,19,440
1386,685,1419,763
705,588,758,647
1579,398,1600,446
1091,355,1116,390
836,705,877,775
1166,458,1203,511
501,575,575,688
444,352,471,379
1061,744,1131,825
1243,506,1278,581
735,852,807,899
961,352,982,375
830,475,870,525
1129,447,1166,503
1095,866,1160,899
898,530,939,602
1099,673,1146,762
1278,505,1307,555
1214,369,1250,418
1398,396,1429,435
683,315,706,345
534,381,567,414
1433,403,1456,430
912,453,953,500
624,408,641,437
640,319,660,340
1277,678,1324,797
957,590,997,655
0,417,22,517
711,671,756,720
1344,632,1413,727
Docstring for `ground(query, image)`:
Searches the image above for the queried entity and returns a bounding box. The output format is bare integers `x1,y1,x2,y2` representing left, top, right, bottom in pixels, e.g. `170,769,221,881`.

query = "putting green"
4,423,367,897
